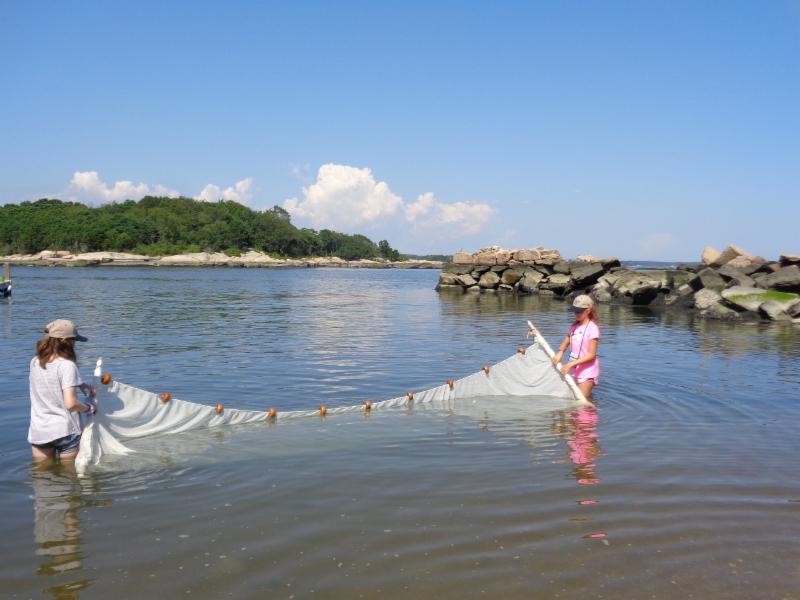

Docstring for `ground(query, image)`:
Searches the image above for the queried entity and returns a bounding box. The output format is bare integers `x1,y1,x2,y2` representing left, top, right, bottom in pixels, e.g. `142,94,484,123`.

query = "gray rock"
539,273,572,294
694,288,722,311
724,273,756,288
570,263,605,287
717,265,747,281
755,266,800,292
663,284,695,309
710,244,752,268
466,285,481,293
611,271,662,304
452,252,473,264
438,273,459,286
721,286,770,312
780,253,800,267
788,301,800,318
759,300,792,321
471,266,491,275
591,287,613,303
694,268,726,292
490,265,507,272
478,271,501,289
456,274,477,287
442,263,472,275
553,262,571,275
501,269,524,285
498,284,514,292
435,284,464,292
518,269,545,292
705,302,745,320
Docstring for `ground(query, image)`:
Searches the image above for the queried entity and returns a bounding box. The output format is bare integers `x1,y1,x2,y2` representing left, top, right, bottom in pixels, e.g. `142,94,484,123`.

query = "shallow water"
1,266,799,599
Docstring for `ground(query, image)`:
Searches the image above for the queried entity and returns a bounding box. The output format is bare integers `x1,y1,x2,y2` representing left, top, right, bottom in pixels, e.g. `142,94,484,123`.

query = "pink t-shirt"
568,320,600,382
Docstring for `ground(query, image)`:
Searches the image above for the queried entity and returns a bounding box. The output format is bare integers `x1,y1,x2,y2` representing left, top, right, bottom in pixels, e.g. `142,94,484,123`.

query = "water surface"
1,267,799,599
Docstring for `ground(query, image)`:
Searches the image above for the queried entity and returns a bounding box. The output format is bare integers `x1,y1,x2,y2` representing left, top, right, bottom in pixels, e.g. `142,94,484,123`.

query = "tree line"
0,197,403,260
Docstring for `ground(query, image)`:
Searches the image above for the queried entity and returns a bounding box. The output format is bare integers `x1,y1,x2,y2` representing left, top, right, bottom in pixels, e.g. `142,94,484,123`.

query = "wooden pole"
2,262,9,282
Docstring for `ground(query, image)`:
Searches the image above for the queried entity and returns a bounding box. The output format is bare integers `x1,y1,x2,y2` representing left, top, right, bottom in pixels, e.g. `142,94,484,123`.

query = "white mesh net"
75,336,588,475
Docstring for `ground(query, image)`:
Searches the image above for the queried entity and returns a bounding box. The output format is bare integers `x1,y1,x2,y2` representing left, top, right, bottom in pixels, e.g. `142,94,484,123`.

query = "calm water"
1,266,799,599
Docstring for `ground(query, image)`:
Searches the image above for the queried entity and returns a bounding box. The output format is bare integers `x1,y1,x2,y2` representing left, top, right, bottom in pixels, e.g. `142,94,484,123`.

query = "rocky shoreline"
1,250,441,269
437,246,800,323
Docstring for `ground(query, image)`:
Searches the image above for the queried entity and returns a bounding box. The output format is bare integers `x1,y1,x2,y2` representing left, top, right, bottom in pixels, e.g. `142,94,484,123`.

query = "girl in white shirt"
28,319,96,462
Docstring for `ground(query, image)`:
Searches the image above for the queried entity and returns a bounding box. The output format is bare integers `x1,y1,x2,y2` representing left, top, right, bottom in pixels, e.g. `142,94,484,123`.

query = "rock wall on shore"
1,250,441,269
437,245,800,323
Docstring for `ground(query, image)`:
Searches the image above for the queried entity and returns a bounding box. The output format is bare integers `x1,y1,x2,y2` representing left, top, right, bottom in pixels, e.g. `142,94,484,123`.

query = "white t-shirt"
28,357,84,444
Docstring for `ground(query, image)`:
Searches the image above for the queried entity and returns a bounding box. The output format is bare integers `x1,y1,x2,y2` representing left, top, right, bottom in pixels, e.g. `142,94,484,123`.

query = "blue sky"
1,1,798,260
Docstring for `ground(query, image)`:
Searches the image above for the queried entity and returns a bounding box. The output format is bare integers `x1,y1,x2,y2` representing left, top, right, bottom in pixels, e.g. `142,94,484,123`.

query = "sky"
1,1,798,261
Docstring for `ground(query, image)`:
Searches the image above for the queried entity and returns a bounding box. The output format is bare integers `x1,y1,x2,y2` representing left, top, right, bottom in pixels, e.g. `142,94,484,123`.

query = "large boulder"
663,284,695,309
701,246,721,265
693,268,726,292
501,269,524,286
694,288,723,311
705,301,746,320
570,262,605,287
514,249,541,262
456,273,478,287
612,271,662,304
442,263,473,275
553,262,571,275
710,244,752,268
756,266,800,292
720,286,771,312
539,273,572,295
788,301,800,318
438,273,459,286
759,300,793,321
518,269,545,292
494,250,512,265
478,271,501,289
474,251,498,266
780,254,800,267
452,252,473,264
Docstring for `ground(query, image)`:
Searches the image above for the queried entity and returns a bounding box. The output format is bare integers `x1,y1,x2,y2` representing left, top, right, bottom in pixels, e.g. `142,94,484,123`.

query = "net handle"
527,321,592,405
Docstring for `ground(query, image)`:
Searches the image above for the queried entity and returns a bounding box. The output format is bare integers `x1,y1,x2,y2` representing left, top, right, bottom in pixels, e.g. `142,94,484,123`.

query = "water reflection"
30,463,106,599
554,404,602,486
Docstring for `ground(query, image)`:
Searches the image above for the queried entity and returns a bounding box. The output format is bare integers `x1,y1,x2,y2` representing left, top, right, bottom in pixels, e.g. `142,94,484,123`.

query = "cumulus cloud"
405,192,494,234
283,164,403,229
69,171,180,202
195,177,254,204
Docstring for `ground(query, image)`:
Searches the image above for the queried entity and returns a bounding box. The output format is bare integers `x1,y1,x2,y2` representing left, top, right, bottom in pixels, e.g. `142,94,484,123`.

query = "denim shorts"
32,433,81,455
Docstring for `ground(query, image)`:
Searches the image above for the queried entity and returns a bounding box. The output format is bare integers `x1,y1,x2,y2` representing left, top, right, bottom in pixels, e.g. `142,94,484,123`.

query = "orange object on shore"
319,405,327,416
216,403,223,414
268,407,277,418
161,392,171,403
482,365,490,375
101,373,112,385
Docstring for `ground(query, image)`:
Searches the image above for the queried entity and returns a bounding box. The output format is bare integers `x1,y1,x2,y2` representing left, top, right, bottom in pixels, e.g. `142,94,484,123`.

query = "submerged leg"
577,380,595,399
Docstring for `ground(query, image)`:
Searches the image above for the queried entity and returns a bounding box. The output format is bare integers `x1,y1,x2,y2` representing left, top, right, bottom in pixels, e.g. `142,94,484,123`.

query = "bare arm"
552,335,571,365
63,387,95,414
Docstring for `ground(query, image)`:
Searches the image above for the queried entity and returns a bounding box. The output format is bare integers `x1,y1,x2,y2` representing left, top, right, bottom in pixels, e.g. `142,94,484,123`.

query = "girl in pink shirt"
552,295,600,398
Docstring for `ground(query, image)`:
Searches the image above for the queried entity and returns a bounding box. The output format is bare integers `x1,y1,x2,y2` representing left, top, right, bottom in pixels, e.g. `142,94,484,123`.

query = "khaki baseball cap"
44,319,88,341
568,295,594,312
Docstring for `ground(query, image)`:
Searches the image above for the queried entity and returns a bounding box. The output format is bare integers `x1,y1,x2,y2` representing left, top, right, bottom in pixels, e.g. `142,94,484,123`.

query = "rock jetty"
1,251,441,269
437,245,800,323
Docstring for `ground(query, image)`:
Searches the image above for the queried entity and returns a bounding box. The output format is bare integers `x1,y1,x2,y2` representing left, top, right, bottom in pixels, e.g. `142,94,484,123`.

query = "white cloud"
283,164,403,229
283,164,494,237
195,177,254,204
68,171,180,202
405,192,493,234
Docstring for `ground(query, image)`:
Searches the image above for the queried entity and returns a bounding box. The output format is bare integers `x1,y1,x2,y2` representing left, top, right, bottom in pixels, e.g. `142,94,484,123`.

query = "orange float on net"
101,373,112,385
268,407,277,418
482,365,490,375
216,403,223,414
518,347,526,355
407,392,414,402
161,392,171,403
364,400,372,411
447,380,454,390
319,405,327,416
